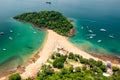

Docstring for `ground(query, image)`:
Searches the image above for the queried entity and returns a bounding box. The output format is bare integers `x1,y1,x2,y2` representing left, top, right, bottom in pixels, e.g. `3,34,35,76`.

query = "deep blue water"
0,0,120,72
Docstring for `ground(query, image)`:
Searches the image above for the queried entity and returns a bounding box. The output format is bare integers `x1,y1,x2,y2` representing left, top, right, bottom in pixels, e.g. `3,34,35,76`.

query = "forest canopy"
14,11,74,36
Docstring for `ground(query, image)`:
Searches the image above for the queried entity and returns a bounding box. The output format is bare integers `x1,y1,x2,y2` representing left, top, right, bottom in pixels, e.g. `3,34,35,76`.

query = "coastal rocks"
30,53,40,63
68,27,75,37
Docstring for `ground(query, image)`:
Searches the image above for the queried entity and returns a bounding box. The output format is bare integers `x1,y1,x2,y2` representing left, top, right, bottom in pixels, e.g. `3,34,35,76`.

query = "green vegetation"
9,73,21,80
9,52,120,80
53,55,67,69
14,11,74,36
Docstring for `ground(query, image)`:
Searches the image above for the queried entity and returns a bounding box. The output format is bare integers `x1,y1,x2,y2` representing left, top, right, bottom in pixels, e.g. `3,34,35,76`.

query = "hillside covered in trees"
14,11,74,36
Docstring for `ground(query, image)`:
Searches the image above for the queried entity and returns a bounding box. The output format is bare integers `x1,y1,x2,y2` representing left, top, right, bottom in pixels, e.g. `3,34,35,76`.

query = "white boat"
0,32,4,35
81,26,84,29
100,29,106,32
89,36,93,39
87,34,96,39
9,36,13,40
88,34,96,36
33,32,37,34
97,40,102,43
109,34,114,38
3,48,7,51
10,30,13,33
88,30,93,33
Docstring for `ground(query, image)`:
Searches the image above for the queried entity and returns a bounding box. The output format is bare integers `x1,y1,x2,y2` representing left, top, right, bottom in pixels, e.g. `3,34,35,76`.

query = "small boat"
10,30,13,33
88,34,96,36
97,40,102,43
33,32,37,34
100,29,106,32
0,32,4,35
88,30,93,33
81,26,84,29
9,36,13,40
3,48,7,51
109,34,114,38
89,36,93,39
46,2,51,4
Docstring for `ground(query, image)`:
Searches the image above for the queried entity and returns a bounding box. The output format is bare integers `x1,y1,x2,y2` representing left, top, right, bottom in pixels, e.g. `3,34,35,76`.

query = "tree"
100,65,107,72
9,73,21,80
112,66,119,72
68,52,75,59
41,65,54,75
53,56,67,69
53,61,64,69
79,58,88,64
75,67,81,72
69,66,74,72
82,65,87,71
92,66,102,73
95,60,103,67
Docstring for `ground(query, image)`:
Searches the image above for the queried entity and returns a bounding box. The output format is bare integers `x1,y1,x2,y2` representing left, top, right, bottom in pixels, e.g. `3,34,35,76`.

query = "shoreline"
1,30,120,80
0,30,48,79
19,30,120,79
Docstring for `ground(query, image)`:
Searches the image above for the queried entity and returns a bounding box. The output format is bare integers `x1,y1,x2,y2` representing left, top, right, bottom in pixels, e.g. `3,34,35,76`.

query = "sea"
0,0,120,72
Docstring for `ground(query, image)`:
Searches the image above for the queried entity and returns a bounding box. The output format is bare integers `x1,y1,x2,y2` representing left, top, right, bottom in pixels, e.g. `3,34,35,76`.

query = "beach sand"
1,30,120,80
21,30,120,79
20,30,100,79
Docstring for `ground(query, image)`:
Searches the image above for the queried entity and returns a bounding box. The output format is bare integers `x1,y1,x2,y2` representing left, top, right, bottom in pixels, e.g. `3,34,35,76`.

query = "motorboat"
88,34,96,37
0,32,4,35
81,26,84,29
100,29,106,32
109,34,114,38
33,32,37,34
89,36,93,39
97,40,102,43
9,36,13,40
10,30,13,33
88,30,93,33
3,48,7,51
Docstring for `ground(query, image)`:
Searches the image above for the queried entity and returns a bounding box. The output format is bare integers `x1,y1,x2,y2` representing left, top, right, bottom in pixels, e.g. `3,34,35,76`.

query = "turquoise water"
0,19,46,71
0,0,120,72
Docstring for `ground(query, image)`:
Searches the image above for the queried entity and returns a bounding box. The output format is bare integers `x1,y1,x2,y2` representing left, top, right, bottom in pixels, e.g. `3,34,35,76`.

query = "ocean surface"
0,0,120,72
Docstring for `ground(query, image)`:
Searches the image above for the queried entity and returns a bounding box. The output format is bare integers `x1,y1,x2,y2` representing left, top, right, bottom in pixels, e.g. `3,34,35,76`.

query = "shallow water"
0,19,46,71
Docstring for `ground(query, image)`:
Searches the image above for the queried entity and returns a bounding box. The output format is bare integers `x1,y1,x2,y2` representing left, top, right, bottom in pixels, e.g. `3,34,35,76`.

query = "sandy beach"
20,30,98,79
20,30,120,79
1,30,120,80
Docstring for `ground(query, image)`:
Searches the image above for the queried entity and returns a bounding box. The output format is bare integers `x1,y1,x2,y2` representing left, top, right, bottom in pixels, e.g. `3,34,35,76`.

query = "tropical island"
14,11,74,36
1,11,120,80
